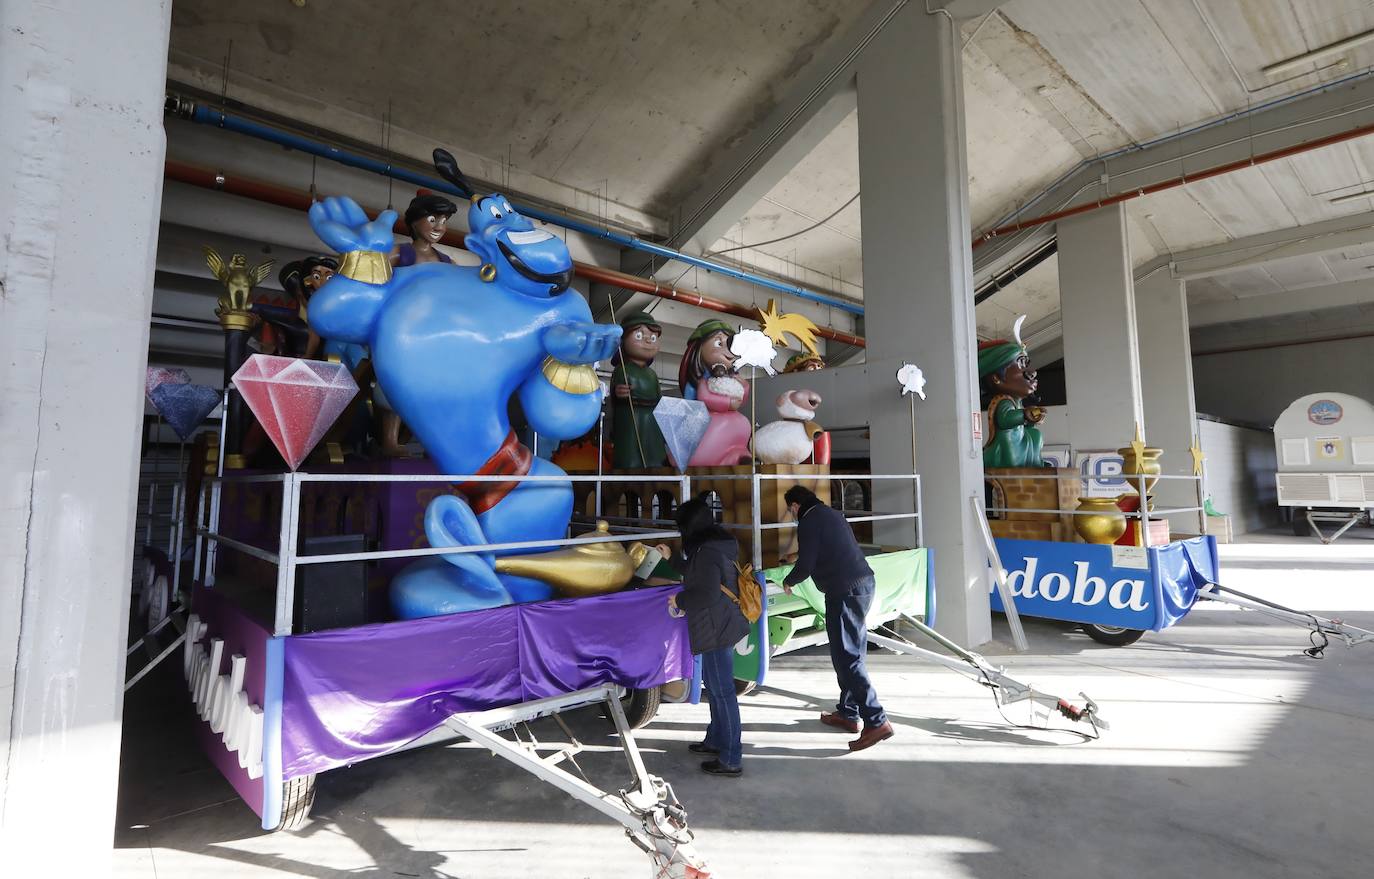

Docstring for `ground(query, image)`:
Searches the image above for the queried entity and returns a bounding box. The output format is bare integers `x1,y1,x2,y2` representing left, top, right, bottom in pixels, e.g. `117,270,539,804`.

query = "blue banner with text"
990,536,1218,631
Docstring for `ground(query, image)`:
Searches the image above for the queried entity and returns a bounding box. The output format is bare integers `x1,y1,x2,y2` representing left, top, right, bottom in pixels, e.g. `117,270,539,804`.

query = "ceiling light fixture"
1263,28,1374,78
1329,189,1374,205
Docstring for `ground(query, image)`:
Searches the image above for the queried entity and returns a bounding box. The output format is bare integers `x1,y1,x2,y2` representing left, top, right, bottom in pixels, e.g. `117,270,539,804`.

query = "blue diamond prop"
149,383,222,441
653,396,710,473
145,366,190,402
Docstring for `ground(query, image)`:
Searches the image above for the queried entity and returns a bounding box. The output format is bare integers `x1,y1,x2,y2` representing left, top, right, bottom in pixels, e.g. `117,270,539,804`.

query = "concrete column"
1135,270,1201,531
0,1,172,873
857,5,990,647
1058,204,1146,452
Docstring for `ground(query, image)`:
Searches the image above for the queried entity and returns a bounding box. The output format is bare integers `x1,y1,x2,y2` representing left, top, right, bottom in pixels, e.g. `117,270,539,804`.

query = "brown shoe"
820,712,860,734
848,721,894,752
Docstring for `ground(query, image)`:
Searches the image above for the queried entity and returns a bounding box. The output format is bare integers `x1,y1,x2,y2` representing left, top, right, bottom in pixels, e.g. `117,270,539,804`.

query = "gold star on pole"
1129,422,1147,465
1189,434,1205,477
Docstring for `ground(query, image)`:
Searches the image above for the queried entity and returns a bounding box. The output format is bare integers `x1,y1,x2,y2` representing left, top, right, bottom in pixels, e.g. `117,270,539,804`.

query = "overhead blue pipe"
183,102,866,316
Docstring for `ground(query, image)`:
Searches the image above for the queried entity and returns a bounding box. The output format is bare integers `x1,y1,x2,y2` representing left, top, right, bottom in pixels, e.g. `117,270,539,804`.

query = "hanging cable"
710,192,860,257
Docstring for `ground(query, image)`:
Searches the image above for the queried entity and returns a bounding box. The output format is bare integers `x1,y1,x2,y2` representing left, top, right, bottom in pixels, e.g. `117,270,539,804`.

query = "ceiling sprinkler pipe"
161,159,867,349
168,95,865,316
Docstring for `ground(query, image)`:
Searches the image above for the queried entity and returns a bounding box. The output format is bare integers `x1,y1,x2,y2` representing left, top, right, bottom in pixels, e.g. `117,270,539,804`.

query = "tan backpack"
721,561,763,623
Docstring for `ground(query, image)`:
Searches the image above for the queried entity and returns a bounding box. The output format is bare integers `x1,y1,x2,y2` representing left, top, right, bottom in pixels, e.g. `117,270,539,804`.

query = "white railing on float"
192,469,924,637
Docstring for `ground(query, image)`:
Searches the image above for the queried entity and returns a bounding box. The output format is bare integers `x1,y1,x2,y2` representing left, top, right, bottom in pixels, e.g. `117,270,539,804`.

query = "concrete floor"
115,551,1374,879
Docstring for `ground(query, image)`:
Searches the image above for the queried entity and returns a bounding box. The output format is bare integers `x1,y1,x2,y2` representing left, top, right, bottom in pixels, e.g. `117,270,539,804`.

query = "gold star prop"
756,299,820,356
1129,423,1147,466
1189,434,1205,477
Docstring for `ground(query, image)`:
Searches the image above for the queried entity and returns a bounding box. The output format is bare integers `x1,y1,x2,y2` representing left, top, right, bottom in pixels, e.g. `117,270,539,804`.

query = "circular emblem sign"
1308,399,1343,426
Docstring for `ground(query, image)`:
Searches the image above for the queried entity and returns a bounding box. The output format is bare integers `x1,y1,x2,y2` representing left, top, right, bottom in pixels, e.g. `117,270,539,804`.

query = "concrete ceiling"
167,0,871,231
166,0,1374,342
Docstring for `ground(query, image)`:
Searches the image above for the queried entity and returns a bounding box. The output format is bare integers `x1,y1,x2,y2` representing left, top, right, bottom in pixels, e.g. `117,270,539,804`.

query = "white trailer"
1273,392,1374,542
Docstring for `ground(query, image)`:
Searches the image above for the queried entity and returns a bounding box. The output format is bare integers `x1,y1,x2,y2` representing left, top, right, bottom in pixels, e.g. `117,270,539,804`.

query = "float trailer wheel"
271,775,317,832
619,686,662,729
1082,623,1145,647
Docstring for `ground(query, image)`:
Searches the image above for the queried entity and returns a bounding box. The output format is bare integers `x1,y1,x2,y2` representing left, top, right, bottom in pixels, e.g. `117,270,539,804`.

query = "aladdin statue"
610,311,669,469
978,316,1045,469
390,192,457,267
679,319,752,466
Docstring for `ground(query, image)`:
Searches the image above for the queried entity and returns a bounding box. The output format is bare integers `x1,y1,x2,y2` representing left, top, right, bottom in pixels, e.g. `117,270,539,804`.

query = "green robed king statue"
978,315,1046,469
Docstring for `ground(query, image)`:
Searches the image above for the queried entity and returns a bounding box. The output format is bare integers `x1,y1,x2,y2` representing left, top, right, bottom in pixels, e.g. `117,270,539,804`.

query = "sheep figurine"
752,388,825,465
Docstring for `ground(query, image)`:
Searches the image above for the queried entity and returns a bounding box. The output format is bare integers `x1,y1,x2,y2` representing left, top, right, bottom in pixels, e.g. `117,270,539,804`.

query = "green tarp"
732,548,928,682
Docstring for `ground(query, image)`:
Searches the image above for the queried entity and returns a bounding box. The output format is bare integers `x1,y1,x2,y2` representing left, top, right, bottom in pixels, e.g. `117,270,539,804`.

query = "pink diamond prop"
232,354,358,471
146,366,190,402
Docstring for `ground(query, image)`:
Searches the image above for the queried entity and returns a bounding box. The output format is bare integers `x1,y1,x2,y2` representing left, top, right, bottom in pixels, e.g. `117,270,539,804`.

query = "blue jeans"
825,585,887,728
700,646,743,768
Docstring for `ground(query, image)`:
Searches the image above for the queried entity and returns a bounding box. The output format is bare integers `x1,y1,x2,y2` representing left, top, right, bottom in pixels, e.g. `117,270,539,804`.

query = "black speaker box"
295,534,369,633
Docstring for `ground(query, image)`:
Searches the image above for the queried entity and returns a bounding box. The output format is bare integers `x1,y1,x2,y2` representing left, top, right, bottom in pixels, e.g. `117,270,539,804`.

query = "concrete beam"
1168,210,1374,280
1189,277,1374,327
655,0,910,262
940,0,1006,20
974,71,1374,286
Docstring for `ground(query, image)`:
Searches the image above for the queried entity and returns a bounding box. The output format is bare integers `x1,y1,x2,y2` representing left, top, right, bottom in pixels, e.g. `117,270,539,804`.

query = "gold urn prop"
1073,496,1128,545
493,520,635,597
1117,444,1163,495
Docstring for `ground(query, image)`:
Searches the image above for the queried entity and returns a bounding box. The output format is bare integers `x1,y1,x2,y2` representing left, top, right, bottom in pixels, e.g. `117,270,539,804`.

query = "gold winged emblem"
205,245,274,331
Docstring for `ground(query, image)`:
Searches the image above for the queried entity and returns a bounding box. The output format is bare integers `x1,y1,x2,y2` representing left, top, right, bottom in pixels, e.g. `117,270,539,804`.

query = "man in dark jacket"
782,485,893,751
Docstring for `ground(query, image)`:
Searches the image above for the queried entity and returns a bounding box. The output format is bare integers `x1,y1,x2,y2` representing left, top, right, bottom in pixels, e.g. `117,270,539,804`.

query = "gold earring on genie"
480,263,497,283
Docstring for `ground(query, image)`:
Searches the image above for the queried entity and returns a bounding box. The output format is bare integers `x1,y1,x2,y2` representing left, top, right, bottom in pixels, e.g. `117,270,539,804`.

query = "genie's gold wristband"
339,250,392,285
541,357,599,395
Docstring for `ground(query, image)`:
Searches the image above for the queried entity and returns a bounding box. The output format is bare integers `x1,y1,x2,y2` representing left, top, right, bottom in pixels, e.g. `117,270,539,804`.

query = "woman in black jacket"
656,495,750,776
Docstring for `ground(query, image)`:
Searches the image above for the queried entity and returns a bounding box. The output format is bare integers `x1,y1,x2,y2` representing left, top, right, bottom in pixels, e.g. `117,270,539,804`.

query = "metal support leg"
970,494,1028,651
1306,509,1361,545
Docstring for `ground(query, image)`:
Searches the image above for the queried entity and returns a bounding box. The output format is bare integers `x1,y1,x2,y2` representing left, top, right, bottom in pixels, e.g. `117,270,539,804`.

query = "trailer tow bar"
1198,583,1374,657
870,613,1109,736
439,684,713,878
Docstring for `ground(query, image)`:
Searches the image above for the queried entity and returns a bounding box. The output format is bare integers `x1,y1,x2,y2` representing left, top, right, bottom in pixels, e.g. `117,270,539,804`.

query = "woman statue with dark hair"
678,319,752,466
390,193,458,267
654,496,749,776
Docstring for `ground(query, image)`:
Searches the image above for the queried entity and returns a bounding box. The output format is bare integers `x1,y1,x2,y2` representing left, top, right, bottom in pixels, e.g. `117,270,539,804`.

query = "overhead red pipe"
972,120,1374,249
163,160,867,349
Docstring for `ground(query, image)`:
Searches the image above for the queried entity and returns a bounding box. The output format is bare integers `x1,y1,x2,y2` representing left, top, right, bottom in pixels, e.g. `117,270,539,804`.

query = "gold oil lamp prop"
493,520,636,597
1117,424,1164,546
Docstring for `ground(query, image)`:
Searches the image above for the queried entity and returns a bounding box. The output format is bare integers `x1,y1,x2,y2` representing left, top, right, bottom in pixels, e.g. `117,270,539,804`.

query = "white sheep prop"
751,388,823,465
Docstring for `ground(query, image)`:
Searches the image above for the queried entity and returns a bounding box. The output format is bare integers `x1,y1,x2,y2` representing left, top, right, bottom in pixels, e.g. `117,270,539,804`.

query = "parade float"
975,319,1373,653
1273,392,1374,543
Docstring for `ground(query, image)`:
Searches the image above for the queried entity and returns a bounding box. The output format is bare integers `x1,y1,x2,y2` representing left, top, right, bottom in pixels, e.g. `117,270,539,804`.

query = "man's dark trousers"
824,578,886,727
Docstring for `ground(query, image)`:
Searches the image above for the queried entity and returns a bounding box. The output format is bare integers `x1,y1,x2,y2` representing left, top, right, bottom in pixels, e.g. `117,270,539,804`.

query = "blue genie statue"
307,149,622,618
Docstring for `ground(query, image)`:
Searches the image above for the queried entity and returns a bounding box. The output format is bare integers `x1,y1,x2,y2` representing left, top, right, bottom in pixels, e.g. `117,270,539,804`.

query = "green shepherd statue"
978,316,1045,469
610,311,669,469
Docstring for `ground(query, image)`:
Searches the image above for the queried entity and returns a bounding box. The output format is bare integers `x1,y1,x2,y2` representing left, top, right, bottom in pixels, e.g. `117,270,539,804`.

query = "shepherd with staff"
610,311,669,469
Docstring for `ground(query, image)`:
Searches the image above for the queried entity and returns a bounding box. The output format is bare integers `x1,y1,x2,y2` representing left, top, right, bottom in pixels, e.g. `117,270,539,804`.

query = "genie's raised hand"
309,196,398,254
543,321,623,365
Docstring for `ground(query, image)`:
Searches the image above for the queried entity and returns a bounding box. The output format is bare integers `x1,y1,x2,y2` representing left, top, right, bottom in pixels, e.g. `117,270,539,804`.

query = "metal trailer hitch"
439,685,715,878
1198,582,1374,657
870,613,1109,736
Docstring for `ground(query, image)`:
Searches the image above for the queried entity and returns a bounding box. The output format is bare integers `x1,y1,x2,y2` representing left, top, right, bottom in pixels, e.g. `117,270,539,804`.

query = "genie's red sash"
456,431,534,515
